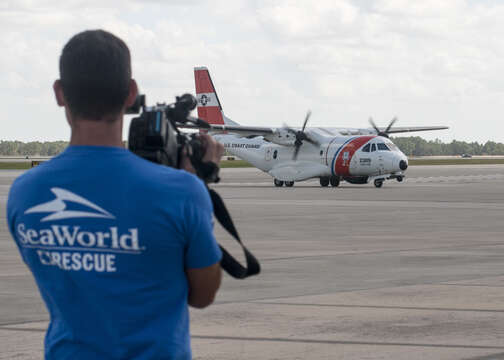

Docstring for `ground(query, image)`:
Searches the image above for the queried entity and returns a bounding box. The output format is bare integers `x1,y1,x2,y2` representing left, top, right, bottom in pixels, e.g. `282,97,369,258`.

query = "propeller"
284,110,320,161
369,117,397,138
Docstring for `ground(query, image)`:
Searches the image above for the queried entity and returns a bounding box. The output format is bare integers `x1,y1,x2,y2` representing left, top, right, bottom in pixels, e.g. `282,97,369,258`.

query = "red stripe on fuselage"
334,136,376,176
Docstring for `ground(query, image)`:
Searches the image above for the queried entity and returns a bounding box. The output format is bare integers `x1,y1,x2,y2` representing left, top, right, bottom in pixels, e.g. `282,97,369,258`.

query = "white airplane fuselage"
214,133,409,184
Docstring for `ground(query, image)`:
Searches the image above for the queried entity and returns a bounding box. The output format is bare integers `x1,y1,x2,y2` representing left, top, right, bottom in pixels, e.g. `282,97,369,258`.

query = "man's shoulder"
10,161,51,190
121,154,209,203
127,154,201,184
151,166,207,199
9,151,209,209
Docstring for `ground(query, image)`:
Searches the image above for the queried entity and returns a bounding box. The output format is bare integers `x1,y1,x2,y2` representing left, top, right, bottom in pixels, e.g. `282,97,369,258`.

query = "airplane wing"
337,126,449,136
382,126,449,134
184,122,448,137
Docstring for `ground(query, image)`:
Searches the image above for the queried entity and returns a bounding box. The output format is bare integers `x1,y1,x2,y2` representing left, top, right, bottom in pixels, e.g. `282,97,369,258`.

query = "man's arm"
186,263,222,308
179,134,224,175
181,134,224,309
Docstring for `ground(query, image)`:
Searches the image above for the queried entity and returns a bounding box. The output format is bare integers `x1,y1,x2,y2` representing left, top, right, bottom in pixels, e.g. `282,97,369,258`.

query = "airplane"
193,66,448,188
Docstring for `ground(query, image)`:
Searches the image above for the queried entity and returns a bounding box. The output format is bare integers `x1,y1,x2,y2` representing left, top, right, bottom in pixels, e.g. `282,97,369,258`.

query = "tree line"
0,141,68,156
391,137,504,156
1,137,504,157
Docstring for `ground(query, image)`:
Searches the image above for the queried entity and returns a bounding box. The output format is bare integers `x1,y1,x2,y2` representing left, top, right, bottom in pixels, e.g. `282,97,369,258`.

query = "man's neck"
69,116,124,148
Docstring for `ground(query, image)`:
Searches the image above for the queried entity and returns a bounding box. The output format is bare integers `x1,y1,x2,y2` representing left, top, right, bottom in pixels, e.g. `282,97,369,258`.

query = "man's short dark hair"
59,30,131,120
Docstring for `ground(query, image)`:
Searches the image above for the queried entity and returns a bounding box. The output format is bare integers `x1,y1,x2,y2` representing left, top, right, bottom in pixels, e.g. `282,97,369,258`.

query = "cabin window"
371,143,376,152
362,143,370,152
377,143,390,151
320,150,323,156
273,150,278,159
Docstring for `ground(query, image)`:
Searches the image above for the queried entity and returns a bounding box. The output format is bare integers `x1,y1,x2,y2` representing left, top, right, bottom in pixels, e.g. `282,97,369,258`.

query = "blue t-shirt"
6,145,222,360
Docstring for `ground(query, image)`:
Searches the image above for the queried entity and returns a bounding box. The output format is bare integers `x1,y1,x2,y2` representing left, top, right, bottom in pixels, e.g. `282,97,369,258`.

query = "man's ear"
125,79,138,108
53,80,66,107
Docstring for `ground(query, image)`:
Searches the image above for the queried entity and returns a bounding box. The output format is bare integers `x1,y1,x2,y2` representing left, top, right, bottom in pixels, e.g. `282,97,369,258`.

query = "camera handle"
207,188,261,279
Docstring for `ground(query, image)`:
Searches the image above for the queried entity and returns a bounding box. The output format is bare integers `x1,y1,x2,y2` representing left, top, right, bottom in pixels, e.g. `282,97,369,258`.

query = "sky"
1,0,503,143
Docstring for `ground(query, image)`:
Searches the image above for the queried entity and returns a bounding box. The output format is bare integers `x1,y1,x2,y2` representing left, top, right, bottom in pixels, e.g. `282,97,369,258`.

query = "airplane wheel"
374,179,383,188
320,177,330,187
397,176,403,182
274,179,284,187
285,181,295,187
330,176,340,187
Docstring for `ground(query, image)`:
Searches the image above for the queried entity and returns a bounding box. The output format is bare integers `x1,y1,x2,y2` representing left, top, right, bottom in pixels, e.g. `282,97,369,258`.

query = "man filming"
7,29,224,359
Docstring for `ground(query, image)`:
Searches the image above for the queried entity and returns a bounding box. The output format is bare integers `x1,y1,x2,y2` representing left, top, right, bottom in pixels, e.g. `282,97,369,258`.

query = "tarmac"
1,165,504,359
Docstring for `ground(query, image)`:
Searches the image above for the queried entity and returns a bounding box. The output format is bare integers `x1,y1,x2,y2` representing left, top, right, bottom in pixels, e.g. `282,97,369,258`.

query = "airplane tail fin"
194,67,237,125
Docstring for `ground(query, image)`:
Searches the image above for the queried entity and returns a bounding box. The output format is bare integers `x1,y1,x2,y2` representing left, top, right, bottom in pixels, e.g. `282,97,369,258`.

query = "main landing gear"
274,179,295,187
320,176,340,187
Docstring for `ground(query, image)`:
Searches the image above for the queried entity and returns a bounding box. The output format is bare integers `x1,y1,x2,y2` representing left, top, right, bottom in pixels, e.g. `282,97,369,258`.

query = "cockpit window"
371,143,376,152
362,143,370,152
386,142,398,151
377,143,390,151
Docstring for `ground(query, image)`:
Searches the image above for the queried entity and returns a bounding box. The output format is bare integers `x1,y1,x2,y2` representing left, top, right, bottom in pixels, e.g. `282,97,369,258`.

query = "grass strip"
219,160,253,168
0,162,32,170
0,160,254,170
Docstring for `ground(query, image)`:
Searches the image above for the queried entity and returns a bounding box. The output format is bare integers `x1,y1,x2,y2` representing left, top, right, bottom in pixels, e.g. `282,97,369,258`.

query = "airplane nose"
399,160,408,171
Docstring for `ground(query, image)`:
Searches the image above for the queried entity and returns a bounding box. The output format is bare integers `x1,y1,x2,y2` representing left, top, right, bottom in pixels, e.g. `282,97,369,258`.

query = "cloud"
258,0,360,39
0,0,503,142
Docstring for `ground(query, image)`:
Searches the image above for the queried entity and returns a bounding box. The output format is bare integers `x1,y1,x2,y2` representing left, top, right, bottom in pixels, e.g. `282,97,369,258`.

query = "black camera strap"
207,188,261,279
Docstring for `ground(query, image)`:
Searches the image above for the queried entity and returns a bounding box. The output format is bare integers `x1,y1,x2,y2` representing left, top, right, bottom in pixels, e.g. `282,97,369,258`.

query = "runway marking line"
191,335,504,350
251,302,504,313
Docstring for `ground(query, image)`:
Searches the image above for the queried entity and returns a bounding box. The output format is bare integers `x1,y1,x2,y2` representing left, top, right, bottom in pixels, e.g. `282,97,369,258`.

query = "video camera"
126,93,219,183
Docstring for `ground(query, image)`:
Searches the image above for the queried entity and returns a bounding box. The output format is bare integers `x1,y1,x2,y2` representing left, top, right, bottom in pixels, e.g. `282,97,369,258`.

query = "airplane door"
265,147,272,161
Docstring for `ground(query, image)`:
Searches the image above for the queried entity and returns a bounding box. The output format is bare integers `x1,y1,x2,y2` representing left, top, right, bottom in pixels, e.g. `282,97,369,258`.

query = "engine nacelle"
265,129,296,146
